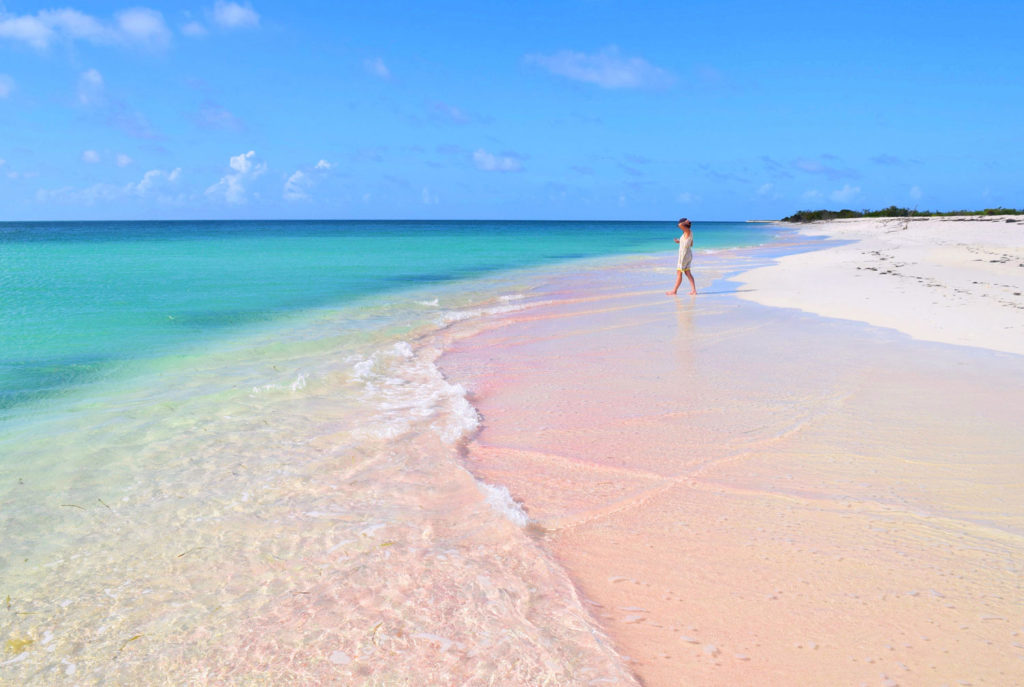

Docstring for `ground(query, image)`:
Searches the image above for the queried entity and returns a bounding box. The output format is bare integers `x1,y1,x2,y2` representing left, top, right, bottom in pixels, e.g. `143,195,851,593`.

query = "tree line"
781,206,1023,222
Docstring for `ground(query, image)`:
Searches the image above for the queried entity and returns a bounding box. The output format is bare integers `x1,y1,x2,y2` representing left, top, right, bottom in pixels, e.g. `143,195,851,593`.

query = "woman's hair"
678,218,690,225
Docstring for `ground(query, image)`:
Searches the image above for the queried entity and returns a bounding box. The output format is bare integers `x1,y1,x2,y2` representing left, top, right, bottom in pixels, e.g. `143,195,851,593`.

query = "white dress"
676,233,693,271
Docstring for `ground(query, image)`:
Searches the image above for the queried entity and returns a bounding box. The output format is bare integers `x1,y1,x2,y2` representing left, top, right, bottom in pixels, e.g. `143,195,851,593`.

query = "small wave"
416,298,440,307
439,300,540,326
349,341,480,445
477,481,530,527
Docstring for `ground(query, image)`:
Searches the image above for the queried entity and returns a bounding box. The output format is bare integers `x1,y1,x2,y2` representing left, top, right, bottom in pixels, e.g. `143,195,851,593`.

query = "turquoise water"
0,219,779,683
1,220,771,417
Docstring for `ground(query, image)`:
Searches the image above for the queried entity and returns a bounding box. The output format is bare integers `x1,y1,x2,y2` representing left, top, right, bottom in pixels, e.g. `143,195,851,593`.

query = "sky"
1,0,1022,221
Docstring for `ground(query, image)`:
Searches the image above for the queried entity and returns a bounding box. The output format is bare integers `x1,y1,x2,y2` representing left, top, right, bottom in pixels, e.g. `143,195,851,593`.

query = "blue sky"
1,0,1022,220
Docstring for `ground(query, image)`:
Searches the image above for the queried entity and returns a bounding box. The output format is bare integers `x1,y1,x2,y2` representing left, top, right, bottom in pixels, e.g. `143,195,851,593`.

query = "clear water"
0,220,768,417
0,219,777,684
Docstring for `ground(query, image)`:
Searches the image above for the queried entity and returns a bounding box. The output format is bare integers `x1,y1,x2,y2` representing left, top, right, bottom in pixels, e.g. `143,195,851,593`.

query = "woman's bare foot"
688,289,697,295
666,290,677,296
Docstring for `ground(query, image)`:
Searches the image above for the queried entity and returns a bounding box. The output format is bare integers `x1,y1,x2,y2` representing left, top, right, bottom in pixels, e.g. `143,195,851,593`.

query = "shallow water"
1,220,781,683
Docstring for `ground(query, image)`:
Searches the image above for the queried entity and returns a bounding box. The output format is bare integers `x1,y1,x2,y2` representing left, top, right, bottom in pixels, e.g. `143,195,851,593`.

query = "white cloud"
82,149,101,163
421,187,439,205
132,167,180,195
181,21,207,37
0,7,170,49
283,160,333,200
77,68,104,105
283,170,310,201
212,2,260,29
39,9,106,41
756,183,774,196
473,148,523,172
35,166,181,204
116,8,171,48
909,185,923,200
525,46,674,90
364,57,390,79
0,14,52,49
802,189,823,201
229,150,262,174
207,150,265,204
829,184,861,203
677,192,699,203
0,74,13,98
116,153,133,167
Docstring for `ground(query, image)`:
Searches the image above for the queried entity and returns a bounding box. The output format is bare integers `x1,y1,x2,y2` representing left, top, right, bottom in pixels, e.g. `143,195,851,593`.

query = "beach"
735,216,1024,356
2,220,766,684
439,217,1024,685
3,218,1022,684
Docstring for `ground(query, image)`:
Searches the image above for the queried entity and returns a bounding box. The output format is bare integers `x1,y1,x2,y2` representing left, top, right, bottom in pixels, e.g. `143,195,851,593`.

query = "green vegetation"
781,206,1024,222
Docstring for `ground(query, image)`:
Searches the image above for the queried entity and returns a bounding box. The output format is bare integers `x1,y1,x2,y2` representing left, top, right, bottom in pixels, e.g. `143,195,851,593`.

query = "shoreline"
733,216,1024,357
439,231,1024,685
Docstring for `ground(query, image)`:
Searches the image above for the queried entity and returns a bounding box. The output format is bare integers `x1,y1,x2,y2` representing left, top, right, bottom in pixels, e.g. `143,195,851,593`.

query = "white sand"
734,216,1024,356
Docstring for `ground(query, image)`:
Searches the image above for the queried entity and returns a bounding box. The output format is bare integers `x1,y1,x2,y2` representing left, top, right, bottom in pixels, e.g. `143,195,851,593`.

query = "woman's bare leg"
666,270,683,295
684,269,696,295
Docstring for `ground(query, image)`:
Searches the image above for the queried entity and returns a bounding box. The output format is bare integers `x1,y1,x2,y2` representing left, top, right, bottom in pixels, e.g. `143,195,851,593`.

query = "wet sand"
439,237,1024,686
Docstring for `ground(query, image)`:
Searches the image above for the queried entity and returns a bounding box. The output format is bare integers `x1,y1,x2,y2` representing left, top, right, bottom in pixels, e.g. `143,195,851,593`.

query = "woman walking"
666,218,697,296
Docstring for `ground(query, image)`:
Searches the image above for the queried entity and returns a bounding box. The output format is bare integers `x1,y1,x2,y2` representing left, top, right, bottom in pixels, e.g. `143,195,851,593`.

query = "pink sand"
440,244,1024,685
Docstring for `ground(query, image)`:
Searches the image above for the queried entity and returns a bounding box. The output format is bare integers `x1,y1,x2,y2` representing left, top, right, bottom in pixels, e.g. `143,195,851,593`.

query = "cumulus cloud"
78,68,104,105
0,7,170,49
36,166,181,204
212,1,259,29
82,149,101,163
283,170,310,201
116,153,133,167
525,46,674,90
830,184,861,203
473,148,523,172
0,73,14,98
132,167,181,195
206,150,266,204
116,8,171,47
364,57,390,79
283,159,334,201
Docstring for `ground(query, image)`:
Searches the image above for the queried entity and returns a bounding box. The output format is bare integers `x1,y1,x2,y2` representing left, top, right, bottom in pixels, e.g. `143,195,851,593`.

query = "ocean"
0,219,778,683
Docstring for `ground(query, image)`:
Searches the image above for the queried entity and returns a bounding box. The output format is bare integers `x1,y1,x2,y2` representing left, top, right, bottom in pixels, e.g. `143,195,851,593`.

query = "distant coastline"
780,205,1023,222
